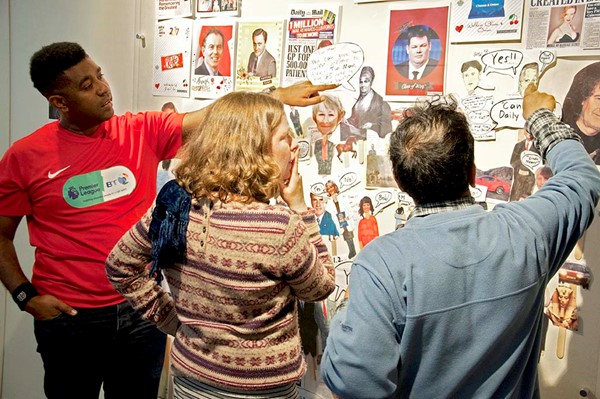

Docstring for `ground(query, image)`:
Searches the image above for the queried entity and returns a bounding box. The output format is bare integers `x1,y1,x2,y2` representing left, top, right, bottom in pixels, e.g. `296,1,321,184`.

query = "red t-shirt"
0,111,184,307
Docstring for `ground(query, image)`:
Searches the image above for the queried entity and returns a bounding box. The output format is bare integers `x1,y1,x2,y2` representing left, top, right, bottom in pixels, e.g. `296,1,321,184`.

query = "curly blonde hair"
174,91,285,203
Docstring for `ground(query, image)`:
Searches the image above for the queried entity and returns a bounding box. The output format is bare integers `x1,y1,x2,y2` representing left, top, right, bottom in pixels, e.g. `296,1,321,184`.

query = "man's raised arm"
181,81,339,143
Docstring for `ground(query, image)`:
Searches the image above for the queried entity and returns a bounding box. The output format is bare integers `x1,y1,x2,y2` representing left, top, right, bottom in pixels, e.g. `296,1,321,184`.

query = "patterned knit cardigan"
106,196,336,390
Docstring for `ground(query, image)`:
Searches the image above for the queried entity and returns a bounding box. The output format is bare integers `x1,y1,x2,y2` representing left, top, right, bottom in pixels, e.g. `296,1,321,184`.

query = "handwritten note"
307,42,363,90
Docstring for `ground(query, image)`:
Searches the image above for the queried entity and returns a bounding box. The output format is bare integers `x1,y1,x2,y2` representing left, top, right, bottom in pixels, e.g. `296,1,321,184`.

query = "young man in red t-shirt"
0,41,335,399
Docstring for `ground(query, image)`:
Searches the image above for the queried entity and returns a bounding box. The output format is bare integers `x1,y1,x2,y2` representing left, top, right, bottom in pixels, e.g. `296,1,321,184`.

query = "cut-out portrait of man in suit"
395,25,438,81
247,28,276,79
195,28,226,76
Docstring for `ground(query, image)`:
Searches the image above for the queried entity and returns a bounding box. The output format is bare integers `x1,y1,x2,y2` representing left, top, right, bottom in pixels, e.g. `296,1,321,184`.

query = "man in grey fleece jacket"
321,85,600,398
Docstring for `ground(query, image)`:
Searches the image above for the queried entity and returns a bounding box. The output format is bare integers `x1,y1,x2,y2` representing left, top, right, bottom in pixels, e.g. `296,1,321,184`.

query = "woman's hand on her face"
280,147,308,212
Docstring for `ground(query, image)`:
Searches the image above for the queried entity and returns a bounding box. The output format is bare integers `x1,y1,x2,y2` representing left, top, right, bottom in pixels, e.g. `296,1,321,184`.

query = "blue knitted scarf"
148,179,191,284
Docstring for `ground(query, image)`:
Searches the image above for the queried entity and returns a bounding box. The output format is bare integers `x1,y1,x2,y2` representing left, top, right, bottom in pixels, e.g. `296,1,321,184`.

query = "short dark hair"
161,102,177,112
252,28,267,42
562,61,600,127
537,166,553,180
389,97,474,204
30,42,88,97
461,60,482,73
202,27,225,47
405,25,431,44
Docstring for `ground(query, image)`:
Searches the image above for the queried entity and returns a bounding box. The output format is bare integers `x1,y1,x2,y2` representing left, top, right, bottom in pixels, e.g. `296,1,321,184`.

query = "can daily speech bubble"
490,98,525,129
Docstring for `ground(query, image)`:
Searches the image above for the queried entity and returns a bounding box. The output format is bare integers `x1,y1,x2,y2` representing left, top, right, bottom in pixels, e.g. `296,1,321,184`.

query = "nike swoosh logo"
48,165,71,179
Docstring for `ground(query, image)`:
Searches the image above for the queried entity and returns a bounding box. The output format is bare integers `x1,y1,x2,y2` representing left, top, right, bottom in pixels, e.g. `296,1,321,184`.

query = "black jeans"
34,301,166,399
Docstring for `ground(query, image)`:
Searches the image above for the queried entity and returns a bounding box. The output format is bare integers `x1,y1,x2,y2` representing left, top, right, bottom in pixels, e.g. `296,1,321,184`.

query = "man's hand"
523,83,556,120
25,294,77,320
272,81,339,107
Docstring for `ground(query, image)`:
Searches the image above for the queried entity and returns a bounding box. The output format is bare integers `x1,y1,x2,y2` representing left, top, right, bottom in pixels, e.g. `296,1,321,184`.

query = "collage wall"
150,0,600,397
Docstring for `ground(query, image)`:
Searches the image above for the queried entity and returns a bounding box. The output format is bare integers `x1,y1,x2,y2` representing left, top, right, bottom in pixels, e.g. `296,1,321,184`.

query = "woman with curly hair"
106,91,335,398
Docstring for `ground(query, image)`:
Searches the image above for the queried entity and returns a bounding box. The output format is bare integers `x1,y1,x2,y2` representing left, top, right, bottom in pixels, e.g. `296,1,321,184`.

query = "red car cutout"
476,175,511,195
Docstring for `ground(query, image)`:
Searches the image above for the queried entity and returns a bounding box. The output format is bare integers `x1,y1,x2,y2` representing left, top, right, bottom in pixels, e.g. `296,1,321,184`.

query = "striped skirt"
173,377,299,399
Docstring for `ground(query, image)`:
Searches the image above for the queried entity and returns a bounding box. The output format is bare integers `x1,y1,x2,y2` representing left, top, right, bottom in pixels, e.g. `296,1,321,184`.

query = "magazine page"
156,0,193,20
526,1,600,55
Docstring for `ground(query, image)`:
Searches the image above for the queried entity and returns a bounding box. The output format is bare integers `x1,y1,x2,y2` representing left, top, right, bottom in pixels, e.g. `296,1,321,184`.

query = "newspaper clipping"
526,0,600,54
283,4,342,87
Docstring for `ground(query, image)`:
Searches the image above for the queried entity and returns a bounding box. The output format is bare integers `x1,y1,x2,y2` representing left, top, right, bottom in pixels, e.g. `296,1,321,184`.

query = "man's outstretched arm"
181,82,339,143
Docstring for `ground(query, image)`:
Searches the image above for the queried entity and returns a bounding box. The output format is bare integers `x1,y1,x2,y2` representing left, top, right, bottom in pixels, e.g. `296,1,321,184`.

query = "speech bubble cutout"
297,139,310,160
539,50,555,72
338,171,359,191
307,42,364,91
374,190,393,209
471,185,487,202
397,191,414,206
490,98,525,129
330,260,353,302
471,123,494,135
521,150,542,173
467,109,492,125
481,50,523,75
461,95,493,112
310,182,326,196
